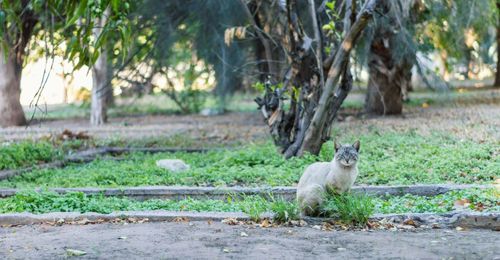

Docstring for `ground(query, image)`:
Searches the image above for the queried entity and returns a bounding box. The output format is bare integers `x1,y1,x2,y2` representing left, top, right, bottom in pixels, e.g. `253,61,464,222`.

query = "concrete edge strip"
0,211,497,229
0,184,493,200
0,147,214,181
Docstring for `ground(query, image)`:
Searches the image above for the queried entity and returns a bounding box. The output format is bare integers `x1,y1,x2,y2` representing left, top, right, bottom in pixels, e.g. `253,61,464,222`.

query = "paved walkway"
1,221,498,259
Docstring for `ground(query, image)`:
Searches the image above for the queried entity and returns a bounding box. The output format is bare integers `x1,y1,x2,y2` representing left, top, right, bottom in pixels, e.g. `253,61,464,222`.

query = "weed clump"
320,191,374,226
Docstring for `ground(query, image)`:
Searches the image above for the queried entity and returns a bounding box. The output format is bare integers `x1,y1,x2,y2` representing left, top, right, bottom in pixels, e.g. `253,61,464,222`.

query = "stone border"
0,210,497,230
0,184,492,200
0,147,214,181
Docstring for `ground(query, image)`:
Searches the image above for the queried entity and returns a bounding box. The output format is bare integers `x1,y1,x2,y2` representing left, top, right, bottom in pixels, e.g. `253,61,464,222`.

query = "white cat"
296,141,360,216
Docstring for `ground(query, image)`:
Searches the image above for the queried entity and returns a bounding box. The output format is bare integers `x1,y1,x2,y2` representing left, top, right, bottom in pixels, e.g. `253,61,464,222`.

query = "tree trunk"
0,48,27,127
105,54,114,106
256,0,377,157
90,9,110,125
364,0,415,115
495,2,500,87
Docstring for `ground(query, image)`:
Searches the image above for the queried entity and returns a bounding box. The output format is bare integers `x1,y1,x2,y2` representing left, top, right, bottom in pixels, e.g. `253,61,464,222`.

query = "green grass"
0,130,497,188
26,93,260,121
321,192,375,226
0,189,496,217
0,141,60,170
373,188,500,214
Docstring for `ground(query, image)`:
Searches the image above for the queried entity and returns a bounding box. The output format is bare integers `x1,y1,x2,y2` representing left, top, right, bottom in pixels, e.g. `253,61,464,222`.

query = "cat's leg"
297,184,324,217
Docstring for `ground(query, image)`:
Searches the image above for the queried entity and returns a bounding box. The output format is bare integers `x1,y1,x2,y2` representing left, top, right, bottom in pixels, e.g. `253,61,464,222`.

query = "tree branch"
300,0,378,154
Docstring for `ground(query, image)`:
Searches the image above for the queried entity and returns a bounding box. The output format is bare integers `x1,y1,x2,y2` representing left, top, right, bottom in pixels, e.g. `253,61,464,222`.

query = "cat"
296,140,360,217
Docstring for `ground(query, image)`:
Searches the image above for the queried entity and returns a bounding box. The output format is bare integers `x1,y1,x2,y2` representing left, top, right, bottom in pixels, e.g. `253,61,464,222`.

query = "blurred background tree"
1,0,499,156
0,0,131,127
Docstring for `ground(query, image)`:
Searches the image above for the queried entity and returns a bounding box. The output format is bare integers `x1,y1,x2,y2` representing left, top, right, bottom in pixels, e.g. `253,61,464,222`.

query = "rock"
200,108,224,116
156,159,190,172
345,116,356,122
66,249,87,256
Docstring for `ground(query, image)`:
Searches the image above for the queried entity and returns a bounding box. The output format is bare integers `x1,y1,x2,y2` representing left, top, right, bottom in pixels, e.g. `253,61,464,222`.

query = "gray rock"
156,159,190,172
200,108,224,116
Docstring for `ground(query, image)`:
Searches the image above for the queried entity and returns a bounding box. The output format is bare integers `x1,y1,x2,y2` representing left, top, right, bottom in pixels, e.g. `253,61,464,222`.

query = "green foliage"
271,197,299,223
373,188,500,214
0,141,58,170
354,131,499,185
237,195,269,222
0,130,497,188
0,189,496,216
0,191,240,214
0,0,132,68
321,192,375,226
416,0,497,69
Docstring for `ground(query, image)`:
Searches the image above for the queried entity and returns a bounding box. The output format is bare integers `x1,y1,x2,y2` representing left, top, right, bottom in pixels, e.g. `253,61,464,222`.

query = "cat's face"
334,140,360,167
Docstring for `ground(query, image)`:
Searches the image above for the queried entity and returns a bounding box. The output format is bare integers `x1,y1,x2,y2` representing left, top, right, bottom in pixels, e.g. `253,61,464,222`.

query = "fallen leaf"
56,218,65,226
66,249,87,256
337,248,346,251
118,236,127,240
321,222,334,231
260,219,270,228
223,248,230,253
403,219,419,227
221,218,239,225
75,218,90,225
240,232,249,237
421,102,429,108
456,226,465,231
454,199,471,209
172,217,190,223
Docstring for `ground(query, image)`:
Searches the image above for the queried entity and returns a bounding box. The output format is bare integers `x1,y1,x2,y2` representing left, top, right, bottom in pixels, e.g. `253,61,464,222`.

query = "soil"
2,89,499,145
1,221,498,259
0,112,268,144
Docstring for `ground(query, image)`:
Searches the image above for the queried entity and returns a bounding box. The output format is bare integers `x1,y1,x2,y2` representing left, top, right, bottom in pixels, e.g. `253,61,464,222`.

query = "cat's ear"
334,140,341,152
353,140,360,152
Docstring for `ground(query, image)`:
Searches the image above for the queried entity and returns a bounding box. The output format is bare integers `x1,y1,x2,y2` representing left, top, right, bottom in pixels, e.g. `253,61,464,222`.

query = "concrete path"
1,221,498,259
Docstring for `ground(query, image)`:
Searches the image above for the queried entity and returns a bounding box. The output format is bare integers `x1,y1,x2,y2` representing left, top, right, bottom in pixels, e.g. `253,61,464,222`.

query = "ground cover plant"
321,192,375,226
0,130,497,188
0,189,496,219
0,141,60,170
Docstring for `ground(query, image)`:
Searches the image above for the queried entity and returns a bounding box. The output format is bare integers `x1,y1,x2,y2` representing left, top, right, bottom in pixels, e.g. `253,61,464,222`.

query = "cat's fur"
296,141,360,216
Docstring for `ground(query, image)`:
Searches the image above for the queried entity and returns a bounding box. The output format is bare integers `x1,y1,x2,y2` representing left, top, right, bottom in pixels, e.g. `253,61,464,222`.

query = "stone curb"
0,184,492,201
0,210,497,230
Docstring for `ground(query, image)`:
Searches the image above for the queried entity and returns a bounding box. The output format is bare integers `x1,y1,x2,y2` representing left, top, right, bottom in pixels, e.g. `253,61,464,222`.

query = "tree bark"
495,2,500,87
364,0,415,115
300,0,375,155
256,0,377,157
0,49,27,127
90,9,110,125
105,53,114,106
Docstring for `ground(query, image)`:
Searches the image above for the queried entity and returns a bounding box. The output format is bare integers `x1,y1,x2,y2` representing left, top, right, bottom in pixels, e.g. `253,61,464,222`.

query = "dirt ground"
1,89,499,144
1,221,498,259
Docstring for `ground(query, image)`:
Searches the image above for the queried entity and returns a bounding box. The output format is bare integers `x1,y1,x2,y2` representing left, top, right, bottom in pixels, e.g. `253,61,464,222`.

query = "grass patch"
26,93,260,121
0,141,60,170
271,197,299,223
0,189,496,217
373,188,500,214
0,130,497,188
320,192,374,226
0,191,298,223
